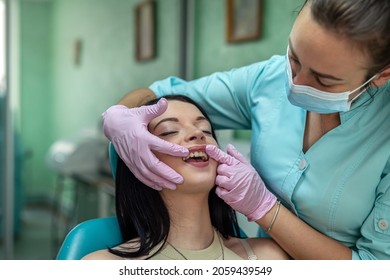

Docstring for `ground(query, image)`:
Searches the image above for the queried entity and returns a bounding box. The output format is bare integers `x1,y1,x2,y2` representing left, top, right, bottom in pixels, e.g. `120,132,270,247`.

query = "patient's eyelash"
158,131,177,137
158,127,212,137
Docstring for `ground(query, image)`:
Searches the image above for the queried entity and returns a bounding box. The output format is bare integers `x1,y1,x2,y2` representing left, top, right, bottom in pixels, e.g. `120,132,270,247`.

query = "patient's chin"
176,178,215,193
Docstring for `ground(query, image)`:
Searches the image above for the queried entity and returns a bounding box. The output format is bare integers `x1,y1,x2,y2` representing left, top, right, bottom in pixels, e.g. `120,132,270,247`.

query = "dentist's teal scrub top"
149,55,390,260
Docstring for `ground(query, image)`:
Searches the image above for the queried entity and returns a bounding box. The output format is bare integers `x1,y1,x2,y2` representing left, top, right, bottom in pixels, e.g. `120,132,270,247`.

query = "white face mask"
286,48,377,114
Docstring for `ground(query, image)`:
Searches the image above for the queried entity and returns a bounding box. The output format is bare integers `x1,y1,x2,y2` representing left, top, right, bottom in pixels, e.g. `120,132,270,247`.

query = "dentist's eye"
315,76,335,88
317,80,330,87
289,55,300,65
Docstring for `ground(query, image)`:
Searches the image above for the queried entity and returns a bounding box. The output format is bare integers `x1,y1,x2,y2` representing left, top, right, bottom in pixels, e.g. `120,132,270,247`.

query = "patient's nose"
186,128,206,142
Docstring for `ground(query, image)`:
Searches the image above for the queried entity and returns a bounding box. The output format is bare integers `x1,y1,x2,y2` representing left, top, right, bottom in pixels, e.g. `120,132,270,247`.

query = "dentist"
102,0,390,259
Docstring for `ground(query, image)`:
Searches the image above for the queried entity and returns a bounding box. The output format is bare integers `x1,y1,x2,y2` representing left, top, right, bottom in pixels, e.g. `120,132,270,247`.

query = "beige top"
139,230,258,260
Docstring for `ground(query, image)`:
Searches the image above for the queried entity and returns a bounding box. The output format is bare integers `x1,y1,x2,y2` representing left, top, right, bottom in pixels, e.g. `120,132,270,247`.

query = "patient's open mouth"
182,151,209,162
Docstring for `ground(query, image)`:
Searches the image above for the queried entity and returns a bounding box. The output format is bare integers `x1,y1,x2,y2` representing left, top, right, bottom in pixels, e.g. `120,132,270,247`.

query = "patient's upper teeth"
182,151,208,161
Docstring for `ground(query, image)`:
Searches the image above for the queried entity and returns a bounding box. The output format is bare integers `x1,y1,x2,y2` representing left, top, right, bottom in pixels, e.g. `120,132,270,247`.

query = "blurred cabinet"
0,128,24,240
50,172,115,258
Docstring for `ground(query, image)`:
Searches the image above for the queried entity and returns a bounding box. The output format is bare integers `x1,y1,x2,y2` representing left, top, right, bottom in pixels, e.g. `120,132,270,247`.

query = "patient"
83,95,289,260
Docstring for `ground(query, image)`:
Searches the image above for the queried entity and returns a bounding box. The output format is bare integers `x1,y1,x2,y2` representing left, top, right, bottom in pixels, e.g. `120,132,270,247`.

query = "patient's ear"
373,67,390,87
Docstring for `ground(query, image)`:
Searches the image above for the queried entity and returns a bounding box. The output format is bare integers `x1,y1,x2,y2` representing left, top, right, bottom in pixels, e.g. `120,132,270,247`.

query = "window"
0,0,5,94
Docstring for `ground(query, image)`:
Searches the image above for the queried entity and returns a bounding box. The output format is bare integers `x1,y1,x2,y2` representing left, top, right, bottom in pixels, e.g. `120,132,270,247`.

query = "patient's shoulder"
82,249,122,260
224,237,289,260
82,239,148,260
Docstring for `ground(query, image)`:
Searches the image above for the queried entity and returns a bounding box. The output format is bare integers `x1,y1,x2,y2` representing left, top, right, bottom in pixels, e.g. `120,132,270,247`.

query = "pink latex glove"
102,98,188,190
206,144,277,221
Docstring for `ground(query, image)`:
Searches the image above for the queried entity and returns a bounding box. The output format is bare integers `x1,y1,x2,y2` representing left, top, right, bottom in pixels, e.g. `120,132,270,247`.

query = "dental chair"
56,143,248,260
56,143,121,260
55,215,122,260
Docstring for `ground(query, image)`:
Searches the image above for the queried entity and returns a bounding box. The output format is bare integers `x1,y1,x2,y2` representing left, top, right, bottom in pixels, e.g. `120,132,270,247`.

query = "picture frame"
226,0,262,43
135,0,156,61
73,38,83,66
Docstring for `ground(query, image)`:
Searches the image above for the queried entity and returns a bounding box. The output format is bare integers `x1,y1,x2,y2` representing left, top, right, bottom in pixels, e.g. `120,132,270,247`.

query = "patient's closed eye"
158,131,178,137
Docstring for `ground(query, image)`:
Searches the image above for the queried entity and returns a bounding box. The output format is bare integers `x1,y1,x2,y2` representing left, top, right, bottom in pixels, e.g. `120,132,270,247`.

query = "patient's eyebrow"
152,117,178,131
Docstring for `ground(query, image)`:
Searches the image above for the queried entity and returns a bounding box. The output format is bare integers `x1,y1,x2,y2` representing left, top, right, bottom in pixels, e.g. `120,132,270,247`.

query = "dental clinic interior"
0,0,302,259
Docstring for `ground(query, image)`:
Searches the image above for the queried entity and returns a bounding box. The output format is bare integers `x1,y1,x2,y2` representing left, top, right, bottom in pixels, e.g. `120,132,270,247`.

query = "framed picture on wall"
135,0,156,61
226,0,262,43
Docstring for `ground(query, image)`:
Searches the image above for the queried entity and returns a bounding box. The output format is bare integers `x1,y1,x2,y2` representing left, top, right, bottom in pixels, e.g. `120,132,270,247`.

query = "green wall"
20,0,54,199
194,0,300,76
51,0,181,140
19,0,303,200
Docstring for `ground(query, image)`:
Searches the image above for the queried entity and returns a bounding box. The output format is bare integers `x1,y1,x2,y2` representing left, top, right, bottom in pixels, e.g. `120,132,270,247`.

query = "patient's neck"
162,191,215,250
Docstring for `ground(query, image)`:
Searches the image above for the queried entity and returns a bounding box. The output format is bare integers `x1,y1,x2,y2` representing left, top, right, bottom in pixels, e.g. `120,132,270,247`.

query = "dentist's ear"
372,67,390,87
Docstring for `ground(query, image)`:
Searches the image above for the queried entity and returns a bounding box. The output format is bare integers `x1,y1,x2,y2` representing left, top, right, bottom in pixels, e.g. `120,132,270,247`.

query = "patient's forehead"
163,100,201,115
150,100,206,125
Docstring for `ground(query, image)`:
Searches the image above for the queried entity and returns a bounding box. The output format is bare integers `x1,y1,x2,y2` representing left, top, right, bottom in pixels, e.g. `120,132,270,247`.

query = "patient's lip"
188,145,206,153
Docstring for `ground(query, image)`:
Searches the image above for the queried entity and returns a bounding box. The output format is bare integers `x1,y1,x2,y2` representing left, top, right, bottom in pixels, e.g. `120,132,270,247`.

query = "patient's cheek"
152,150,178,169
152,150,164,162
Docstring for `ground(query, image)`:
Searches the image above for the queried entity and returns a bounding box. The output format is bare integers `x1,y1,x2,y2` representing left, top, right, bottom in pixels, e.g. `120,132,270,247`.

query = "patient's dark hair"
109,95,240,259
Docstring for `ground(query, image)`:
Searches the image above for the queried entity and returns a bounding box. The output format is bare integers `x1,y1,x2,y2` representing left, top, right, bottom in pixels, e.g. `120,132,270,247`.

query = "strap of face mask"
350,74,378,102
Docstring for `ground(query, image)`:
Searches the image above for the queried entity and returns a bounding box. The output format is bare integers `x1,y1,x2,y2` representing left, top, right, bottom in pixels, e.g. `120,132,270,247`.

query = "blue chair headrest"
108,142,118,179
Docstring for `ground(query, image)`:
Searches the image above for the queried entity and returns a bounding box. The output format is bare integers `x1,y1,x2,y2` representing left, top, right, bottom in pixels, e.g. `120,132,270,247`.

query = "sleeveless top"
122,230,257,260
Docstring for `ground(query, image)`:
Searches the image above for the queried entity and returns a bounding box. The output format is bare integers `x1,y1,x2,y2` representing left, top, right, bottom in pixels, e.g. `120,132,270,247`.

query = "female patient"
83,95,289,260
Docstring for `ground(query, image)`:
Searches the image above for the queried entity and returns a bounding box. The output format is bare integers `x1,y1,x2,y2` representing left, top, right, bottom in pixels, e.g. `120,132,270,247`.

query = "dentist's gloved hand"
206,144,277,221
102,98,188,190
